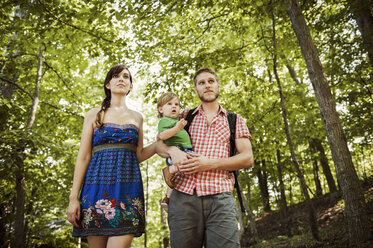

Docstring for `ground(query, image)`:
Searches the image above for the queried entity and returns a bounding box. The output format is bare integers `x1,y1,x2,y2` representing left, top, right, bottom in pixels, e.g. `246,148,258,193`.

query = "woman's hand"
67,198,81,227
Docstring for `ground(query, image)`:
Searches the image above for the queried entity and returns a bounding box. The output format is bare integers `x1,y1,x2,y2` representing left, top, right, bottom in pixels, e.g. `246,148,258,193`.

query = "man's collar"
195,105,227,116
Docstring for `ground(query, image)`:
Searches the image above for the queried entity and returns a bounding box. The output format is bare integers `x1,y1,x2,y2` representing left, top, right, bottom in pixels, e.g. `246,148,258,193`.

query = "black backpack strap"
227,112,237,157
184,107,198,136
227,112,245,213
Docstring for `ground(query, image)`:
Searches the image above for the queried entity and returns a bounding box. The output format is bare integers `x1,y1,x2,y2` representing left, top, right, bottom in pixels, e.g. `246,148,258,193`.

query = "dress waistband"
92,143,137,154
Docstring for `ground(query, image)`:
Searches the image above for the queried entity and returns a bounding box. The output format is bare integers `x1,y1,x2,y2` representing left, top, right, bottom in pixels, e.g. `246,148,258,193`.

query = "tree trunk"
350,0,373,66
24,188,37,248
287,1,370,245
285,62,338,195
14,158,26,248
145,161,149,247
309,141,323,197
14,45,43,248
271,7,319,240
276,149,288,218
237,201,245,239
0,73,20,132
160,200,169,248
313,139,338,193
285,64,302,86
26,46,43,129
256,160,271,212
244,182,259,244
0,73,19,99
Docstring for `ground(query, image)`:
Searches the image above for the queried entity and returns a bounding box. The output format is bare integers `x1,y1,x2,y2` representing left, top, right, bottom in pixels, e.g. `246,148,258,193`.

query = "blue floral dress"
72,123,145,237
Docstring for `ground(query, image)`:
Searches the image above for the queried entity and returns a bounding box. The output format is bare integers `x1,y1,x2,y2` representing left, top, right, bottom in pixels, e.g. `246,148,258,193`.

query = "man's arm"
178,137,253,174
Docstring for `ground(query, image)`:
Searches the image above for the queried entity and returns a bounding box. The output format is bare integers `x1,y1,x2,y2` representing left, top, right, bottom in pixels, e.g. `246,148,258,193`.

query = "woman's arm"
136,114,156,163
155,140,188,165
67,108,97,227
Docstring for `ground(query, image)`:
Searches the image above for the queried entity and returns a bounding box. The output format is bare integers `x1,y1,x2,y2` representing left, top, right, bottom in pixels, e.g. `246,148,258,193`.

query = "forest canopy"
0,0,372,247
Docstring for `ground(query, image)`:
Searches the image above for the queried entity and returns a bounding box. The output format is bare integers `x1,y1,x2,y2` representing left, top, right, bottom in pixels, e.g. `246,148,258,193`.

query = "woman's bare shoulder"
84,108,100,122
129,109,143,125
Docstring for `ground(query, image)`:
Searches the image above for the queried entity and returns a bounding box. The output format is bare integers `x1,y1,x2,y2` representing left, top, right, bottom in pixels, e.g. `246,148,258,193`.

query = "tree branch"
192,11,230,43
252,100,278,125
40,100,83,118
43,61,77,97
0,76,34,99
0,76,83,118
261,25,272,55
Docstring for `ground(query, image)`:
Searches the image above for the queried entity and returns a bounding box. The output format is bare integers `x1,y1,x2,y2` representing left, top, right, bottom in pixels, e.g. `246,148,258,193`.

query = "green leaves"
1,0,372,246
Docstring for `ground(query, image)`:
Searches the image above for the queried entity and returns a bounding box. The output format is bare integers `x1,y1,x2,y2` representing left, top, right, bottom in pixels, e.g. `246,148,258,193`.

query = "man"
157,67,254,248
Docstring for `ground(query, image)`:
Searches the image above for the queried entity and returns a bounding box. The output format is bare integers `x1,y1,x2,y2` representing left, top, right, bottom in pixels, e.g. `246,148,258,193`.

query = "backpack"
184,108,245,213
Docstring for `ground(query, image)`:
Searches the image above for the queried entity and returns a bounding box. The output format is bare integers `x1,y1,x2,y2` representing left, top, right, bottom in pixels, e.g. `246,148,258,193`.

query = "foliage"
0,0,372,247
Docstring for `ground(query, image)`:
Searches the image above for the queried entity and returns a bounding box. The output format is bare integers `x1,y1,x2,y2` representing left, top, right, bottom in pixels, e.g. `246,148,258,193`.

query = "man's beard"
198,91,219,103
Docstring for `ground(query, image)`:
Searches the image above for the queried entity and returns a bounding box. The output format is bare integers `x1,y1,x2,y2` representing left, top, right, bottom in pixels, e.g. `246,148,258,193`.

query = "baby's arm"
158,119,187,140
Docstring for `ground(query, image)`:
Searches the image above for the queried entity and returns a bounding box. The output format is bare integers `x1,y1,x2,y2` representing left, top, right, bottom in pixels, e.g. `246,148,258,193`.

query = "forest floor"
241,178,373,248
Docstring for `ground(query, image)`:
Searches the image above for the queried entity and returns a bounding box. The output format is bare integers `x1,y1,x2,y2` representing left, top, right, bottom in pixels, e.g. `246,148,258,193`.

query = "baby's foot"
161,196,169,212
168,165,179,174
162,167,175,189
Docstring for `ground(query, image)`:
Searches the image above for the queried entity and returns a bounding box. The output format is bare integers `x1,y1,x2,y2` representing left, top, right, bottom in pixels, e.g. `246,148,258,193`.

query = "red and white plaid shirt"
174,105,251,196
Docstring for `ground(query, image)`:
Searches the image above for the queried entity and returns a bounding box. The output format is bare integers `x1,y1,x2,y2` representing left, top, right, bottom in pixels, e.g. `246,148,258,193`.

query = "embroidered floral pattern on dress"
80,192,145,230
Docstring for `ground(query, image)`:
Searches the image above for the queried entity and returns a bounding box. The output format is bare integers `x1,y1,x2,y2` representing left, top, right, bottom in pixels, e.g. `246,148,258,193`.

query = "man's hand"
178,153,212,174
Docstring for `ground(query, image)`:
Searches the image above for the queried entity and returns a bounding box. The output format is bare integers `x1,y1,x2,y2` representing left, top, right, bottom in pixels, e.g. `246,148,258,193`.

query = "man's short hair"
193,67,219,85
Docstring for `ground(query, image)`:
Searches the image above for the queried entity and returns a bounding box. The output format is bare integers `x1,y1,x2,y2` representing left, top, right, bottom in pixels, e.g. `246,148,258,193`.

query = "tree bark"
237,201,245,239
285,64,302,86
271,6,319,240
14,45,43,248
14,158,26,248
145,161,149,247
309,141,323,196
26,46,43,129
160,200,169,248
0,73,20,132
287,1,370,245
244,182,259,244
285,61,338,195
350,0,373,66
276,149,288,218
24,188,37,248
313,139,338,193
256,160,271,212
0,73,19,99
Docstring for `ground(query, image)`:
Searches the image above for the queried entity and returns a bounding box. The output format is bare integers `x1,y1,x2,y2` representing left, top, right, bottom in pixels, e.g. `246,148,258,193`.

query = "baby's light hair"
157,92,181,118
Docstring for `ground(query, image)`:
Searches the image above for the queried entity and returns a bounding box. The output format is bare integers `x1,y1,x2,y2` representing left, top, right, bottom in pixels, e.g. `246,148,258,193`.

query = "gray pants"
168,190,240,248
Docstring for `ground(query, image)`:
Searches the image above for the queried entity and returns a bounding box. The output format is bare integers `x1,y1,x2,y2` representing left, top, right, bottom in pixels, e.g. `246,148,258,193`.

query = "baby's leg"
166,157,179,174
166,187,173,198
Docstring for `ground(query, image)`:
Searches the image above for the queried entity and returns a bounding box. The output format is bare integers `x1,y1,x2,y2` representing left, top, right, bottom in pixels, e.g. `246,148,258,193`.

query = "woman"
67,64,155,247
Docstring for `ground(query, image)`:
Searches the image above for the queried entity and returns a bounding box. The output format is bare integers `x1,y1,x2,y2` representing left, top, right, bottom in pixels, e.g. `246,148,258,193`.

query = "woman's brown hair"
95,65,133,128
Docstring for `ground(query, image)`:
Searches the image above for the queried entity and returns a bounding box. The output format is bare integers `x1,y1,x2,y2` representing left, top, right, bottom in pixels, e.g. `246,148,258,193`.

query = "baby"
157,92,193,210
